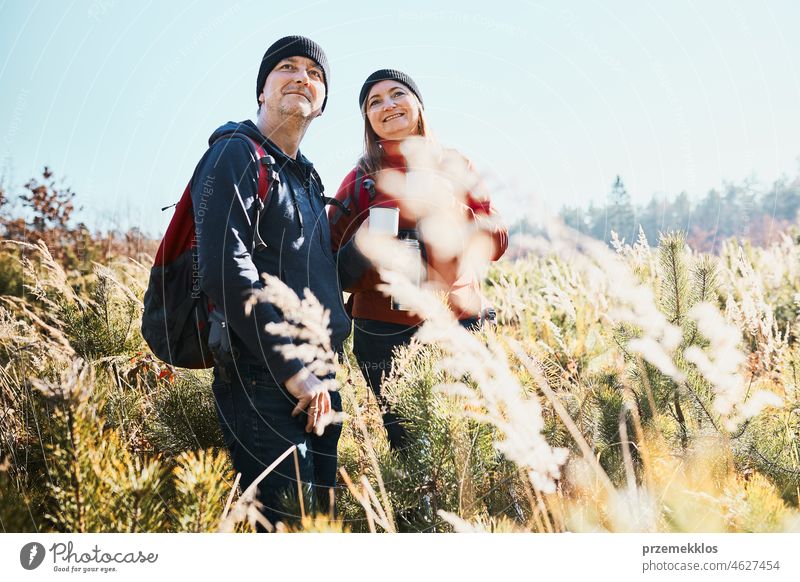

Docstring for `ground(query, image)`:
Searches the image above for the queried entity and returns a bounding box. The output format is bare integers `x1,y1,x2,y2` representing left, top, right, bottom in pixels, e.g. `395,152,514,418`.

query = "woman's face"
365,80,421,140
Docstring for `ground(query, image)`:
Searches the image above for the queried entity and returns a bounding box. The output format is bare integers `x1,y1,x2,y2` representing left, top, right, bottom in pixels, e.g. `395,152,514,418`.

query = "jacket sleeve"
328,169,372,291
465,194,509,261
193,139,303,384
460,157,509,262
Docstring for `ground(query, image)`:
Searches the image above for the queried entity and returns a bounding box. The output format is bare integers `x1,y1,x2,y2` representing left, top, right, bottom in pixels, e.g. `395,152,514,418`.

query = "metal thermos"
391,237,423,311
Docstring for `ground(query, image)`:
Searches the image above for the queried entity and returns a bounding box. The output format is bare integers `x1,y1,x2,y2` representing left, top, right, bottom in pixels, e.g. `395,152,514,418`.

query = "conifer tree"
172,449,234,532
606,175,636,244
37,363,169,532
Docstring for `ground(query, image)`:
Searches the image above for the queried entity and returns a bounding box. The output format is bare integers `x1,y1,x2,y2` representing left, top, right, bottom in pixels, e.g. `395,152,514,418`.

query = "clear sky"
1,0,798,236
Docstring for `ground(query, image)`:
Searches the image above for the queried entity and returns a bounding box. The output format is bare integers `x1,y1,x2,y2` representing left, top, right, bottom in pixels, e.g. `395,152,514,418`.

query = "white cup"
368,206,399,236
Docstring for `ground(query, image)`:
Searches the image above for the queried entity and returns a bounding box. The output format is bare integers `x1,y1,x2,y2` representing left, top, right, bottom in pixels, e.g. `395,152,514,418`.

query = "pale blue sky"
1,0,798,236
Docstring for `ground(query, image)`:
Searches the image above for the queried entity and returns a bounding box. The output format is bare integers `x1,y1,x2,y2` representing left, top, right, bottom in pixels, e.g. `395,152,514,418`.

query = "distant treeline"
517,173,800,253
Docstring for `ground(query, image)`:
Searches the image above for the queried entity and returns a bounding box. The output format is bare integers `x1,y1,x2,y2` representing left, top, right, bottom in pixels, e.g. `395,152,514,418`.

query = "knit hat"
256,36,330,112
358,69,423,111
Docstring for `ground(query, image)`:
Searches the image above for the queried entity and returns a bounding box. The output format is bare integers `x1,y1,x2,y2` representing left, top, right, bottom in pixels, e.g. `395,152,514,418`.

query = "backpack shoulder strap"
210,134,274,204
242,136,273,205
354,164,364,194
353,164,377,214
210,134,277,252
244,137,278,252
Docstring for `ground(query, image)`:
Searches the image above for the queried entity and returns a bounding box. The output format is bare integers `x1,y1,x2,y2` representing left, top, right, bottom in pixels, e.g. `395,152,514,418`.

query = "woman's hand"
284,369,333,434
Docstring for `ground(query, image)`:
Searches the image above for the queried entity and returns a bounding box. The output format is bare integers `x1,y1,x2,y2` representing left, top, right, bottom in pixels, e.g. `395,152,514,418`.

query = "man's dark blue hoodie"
191,120,363,383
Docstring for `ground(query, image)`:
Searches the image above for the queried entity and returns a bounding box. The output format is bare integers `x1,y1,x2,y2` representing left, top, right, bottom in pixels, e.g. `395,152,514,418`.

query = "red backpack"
141,135,276,368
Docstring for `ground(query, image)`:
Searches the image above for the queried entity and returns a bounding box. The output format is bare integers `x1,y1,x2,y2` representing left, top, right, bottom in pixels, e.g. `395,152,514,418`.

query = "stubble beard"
279,103,312,119
277,103,318,137
258,97,318,144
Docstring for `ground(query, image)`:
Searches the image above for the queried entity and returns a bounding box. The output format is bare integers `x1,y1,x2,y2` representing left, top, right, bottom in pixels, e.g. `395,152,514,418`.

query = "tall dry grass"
1,144,798,532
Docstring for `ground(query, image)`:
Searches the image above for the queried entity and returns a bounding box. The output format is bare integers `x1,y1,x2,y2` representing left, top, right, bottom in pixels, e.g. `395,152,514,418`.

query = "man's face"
259,56,326,119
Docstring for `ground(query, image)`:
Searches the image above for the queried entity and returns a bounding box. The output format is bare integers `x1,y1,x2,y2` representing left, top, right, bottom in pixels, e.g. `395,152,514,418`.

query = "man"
192,36,362,528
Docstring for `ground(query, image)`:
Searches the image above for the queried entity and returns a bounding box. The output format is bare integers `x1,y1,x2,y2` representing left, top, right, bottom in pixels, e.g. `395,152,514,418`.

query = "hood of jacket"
208,120,315,169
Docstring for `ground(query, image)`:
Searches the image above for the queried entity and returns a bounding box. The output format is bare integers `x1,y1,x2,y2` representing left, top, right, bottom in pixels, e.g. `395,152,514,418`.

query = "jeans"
211,363,343,529
352,317,479,452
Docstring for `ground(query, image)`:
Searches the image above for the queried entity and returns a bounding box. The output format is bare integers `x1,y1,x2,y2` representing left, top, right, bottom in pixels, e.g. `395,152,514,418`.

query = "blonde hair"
358,93,430,175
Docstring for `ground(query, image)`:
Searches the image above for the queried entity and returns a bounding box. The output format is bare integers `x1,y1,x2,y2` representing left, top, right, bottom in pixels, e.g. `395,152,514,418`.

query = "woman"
328,69,508,451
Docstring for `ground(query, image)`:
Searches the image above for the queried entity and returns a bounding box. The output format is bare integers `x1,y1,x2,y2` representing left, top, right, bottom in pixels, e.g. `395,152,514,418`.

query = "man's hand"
284,369,332,434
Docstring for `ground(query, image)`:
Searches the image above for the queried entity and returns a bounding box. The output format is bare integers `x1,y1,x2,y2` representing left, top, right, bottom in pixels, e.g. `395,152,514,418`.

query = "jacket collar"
243,120,315,173
379,140,407,168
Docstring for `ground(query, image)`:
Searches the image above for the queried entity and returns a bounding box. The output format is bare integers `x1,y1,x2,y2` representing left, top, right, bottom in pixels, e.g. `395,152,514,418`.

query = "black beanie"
358,69,423,111
256,36,330,112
